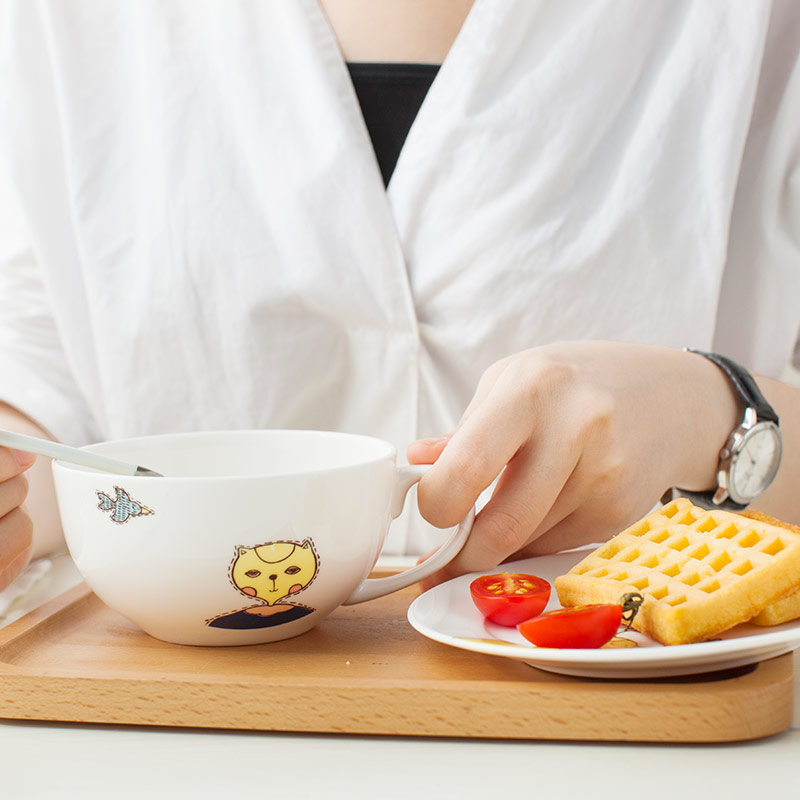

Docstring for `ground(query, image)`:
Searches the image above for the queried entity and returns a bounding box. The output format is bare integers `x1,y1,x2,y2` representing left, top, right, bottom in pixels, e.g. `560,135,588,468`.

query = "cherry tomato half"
517,604,622,649
469,573,551,627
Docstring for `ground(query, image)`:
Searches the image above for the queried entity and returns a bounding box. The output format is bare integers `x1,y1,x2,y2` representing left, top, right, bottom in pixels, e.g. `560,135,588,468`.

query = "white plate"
407,549,800,678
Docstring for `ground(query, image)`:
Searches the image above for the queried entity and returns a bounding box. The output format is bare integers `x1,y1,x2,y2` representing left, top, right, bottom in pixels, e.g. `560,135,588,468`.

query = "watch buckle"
711,486,729,506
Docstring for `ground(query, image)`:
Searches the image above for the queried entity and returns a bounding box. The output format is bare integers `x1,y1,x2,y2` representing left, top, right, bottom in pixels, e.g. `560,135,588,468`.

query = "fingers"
0,474,29,518
434,434,580,578
0,508,34,591
516,495,654,558
406,358,511,466
0,446,36,478
0,446,34,520
417,500,622,592
409,342,702,591
407,436,450,465
518,512,617,558
411,355,571,580
0,447,37,591
415,380,535,530
418,507,609,591
418,465,657,591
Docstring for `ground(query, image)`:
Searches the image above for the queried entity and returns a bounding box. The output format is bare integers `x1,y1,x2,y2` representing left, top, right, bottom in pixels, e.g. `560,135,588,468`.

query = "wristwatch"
670,349,783,510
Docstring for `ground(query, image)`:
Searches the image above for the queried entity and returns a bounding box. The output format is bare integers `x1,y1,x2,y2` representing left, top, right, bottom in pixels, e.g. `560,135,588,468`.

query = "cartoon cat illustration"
207,539,319,630
231,540,318,604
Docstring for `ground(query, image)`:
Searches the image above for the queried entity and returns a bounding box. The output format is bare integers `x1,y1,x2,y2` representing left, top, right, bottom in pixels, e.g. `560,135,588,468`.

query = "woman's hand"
408,342,740,585
0,447,36,592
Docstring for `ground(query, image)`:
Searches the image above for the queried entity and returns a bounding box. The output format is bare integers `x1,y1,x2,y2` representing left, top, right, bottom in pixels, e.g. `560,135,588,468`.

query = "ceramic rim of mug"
54,429,398,481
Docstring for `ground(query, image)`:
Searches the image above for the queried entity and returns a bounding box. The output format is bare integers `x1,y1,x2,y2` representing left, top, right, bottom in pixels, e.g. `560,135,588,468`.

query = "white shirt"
1,0,799,554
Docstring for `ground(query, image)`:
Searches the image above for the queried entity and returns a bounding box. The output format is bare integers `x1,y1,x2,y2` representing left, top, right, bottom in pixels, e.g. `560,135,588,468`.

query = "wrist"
671,348,741,492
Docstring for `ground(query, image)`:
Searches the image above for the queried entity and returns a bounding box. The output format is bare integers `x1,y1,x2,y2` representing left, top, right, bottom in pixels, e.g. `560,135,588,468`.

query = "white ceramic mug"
52,430,473,645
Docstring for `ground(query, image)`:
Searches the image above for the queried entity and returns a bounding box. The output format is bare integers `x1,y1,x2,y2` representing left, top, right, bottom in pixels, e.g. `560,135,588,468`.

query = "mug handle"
343,465,474,605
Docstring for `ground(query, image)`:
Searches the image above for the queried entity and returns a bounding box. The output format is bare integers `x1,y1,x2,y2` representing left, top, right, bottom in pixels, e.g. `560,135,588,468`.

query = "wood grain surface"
0,581,793,742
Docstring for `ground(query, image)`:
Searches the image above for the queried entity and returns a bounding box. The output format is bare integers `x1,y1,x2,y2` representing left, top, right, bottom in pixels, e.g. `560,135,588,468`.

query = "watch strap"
685,348,779,424
661,487,747,512
668,349,781,510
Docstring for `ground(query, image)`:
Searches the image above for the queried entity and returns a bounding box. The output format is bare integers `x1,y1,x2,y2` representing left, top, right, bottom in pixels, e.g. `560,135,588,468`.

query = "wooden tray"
0,580,793,742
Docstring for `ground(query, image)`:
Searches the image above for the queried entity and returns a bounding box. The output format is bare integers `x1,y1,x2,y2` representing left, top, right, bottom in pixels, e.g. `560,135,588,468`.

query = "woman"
0,0,798,592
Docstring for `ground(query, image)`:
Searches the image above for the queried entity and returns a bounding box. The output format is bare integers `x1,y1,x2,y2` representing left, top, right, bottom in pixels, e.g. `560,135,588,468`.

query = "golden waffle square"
751,589,800,627
554,498,800,645
739,510,800,626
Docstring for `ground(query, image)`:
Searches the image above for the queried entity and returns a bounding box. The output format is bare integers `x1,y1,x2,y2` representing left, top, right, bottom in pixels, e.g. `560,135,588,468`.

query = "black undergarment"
347,62,440,186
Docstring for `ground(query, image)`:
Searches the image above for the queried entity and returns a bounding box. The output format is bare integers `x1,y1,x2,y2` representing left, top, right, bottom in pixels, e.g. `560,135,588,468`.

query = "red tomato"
517,604,623,649
469,573,551,627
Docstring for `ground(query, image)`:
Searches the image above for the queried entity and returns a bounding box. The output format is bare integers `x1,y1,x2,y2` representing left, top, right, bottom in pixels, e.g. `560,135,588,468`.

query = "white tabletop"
2,554,799,800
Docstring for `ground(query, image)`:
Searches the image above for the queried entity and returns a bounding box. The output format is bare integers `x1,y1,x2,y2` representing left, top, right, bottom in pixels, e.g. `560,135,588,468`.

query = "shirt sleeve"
0,160,99,445
714,0,800,379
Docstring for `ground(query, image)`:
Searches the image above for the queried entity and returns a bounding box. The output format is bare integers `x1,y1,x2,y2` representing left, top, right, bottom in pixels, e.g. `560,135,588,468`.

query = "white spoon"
0,429,163,477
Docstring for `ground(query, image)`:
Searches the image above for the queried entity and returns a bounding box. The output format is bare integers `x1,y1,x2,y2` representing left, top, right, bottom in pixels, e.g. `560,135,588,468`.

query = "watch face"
729,422,783,504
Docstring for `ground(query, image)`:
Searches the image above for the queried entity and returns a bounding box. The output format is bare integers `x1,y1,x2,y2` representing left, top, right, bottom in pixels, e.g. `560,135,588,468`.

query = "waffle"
739,510,800,626
751,588,800,626
554,498,800,645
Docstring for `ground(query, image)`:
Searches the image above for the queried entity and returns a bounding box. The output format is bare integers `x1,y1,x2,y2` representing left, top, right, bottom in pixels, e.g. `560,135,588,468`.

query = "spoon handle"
0,429,159,477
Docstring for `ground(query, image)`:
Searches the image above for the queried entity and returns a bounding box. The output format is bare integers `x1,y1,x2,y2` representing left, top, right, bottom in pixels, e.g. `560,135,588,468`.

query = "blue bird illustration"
96,486,154,524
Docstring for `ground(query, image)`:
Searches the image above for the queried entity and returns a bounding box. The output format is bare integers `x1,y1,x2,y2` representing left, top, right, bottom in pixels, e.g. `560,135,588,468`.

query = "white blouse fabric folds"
0,0,798,553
